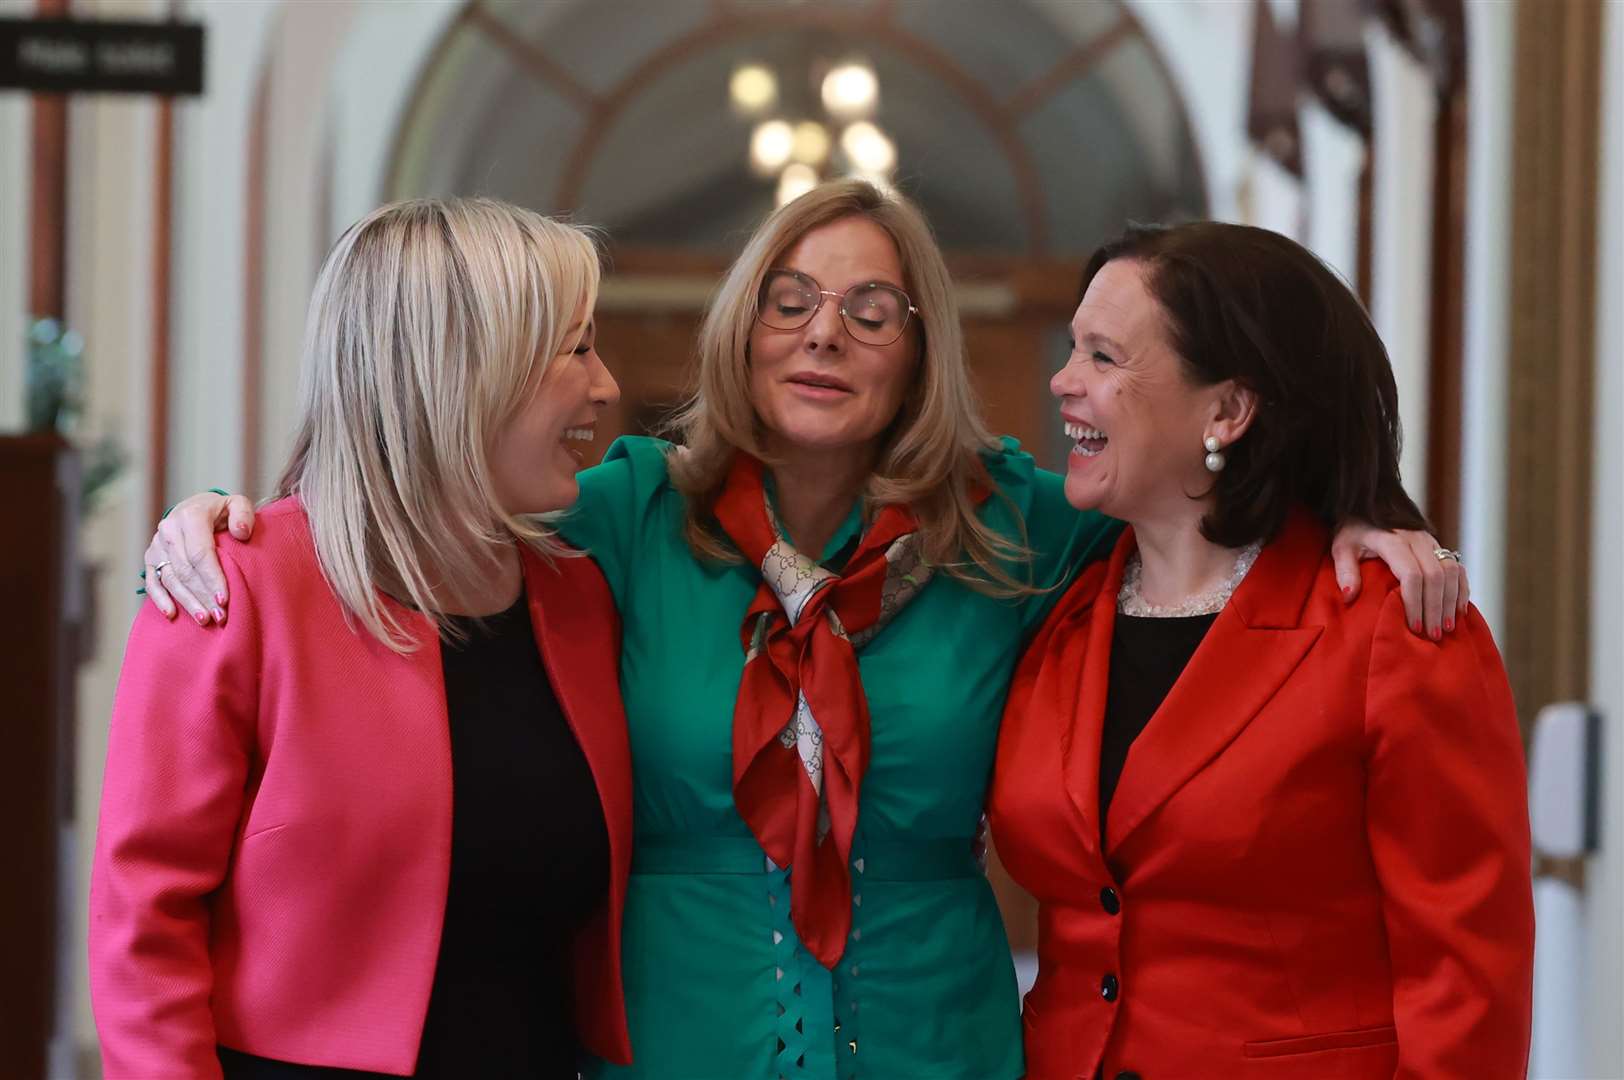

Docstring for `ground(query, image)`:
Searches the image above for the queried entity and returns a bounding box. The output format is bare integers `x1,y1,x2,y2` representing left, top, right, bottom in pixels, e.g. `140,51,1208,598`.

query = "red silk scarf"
714,452,932,968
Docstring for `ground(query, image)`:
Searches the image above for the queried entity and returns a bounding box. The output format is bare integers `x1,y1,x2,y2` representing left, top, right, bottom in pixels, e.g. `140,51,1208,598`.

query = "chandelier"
729,57,895,207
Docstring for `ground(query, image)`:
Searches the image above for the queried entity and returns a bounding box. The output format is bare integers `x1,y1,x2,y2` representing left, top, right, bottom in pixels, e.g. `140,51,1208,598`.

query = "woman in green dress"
141,180,1466,1080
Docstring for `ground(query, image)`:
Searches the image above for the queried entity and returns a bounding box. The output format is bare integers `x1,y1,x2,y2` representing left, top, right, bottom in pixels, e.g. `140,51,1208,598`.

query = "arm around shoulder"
1361,589,1534,1079
89,553,263,1079
1013,461,1122,635
555,435,676,607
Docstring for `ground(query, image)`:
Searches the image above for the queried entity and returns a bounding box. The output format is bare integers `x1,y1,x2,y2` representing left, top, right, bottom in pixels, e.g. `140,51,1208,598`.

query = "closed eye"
1091,350,1117,366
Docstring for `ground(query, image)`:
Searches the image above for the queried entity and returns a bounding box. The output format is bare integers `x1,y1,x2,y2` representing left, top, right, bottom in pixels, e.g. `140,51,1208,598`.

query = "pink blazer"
89,498,634,1078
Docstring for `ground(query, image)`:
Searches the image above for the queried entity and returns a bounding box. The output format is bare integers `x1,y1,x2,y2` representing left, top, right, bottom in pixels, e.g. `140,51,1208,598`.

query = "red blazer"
89,498,634,1078
989,510,1533,1080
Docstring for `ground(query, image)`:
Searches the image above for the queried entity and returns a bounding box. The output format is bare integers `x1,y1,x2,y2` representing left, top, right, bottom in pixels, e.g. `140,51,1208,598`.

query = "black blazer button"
1100,973,1120,1001
1100,886,1121,915
1114,1072,1142,1080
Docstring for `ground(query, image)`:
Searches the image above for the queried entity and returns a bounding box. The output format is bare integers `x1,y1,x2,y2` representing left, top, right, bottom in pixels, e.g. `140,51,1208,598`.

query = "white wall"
1578,5,1624,1074
1247,151,1306,239
1366,24,1437,509
166,0,280,502
1301,100,1364,289
255,0,362,491
1119,0,1251,220
1459,2,1516,634
0,0,34,432
327,0,460,238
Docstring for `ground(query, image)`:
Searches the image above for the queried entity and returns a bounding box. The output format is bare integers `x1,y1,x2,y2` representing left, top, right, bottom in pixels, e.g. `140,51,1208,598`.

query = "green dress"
558,436,1119,1080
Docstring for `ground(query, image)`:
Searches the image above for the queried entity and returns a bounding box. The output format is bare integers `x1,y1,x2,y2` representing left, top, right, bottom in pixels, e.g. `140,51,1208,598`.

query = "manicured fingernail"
192,610,208,626
212,607,227,624
1341,586,1353,600
1445,617,1455,632
1430,627,1442,641
215,592,229,607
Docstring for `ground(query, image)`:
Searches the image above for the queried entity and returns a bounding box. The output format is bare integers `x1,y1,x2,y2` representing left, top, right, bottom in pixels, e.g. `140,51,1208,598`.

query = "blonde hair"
667,178,1030,592
275,197,601,651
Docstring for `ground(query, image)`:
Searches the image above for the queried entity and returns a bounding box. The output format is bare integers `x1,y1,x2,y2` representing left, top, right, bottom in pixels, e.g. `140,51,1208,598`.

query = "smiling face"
747,215,920,465
488,303,620,515
1052,258,1248,525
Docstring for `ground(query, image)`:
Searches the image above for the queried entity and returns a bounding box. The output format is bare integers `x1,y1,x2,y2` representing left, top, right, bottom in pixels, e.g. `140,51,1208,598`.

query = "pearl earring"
1203,435,1225,473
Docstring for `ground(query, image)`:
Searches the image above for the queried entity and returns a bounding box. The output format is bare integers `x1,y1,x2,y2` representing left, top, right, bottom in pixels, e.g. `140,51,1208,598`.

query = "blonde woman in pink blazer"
90,199,635,1079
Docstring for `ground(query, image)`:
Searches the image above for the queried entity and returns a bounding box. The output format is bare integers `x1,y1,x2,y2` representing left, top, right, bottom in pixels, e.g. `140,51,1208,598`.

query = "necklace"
1117,540,1263,618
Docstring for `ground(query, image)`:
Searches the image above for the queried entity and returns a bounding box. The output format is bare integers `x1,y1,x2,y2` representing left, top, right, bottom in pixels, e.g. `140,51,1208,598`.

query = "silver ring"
1433,548,1464,564
153,560,172,578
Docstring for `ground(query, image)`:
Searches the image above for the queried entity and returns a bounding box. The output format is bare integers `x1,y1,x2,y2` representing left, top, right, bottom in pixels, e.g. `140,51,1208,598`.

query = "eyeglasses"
756,268,919,346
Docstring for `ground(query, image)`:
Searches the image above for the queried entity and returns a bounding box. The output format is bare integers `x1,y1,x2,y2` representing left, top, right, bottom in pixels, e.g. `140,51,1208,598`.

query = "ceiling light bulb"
822,62,878,118
750,119,795,174
840,121,895,175
730,64,778,114
776,163,820,207
790,121,832,165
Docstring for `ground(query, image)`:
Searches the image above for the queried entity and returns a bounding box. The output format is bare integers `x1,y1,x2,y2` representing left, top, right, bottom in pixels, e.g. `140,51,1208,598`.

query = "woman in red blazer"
989,223,1534,1080
90,199,635,1079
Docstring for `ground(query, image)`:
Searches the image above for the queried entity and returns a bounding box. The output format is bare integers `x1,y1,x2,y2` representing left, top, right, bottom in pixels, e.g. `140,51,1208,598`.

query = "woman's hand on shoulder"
143,492,257,624
1329,522,1468,640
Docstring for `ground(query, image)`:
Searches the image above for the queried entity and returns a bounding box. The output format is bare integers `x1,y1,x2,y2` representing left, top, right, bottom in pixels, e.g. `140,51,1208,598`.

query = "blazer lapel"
521,547,635,1060
1058,541,1132,851
1103,512,1328,855
521,549,634,845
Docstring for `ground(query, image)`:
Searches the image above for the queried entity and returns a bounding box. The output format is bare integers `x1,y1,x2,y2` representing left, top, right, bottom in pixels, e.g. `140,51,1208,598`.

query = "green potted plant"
27,316,125,512
27,316,126,664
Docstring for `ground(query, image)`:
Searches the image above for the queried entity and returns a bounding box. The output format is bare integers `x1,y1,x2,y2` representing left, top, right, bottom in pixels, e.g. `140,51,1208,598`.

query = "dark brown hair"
1081,221,1430,547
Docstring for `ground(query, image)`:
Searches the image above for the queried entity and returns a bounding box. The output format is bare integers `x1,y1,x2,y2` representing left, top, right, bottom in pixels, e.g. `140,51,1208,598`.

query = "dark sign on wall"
0,17,204,96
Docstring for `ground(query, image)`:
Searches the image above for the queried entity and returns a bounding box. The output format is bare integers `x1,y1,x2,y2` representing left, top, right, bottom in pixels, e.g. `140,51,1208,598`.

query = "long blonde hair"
275,197,601,651
667,178,1030,592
